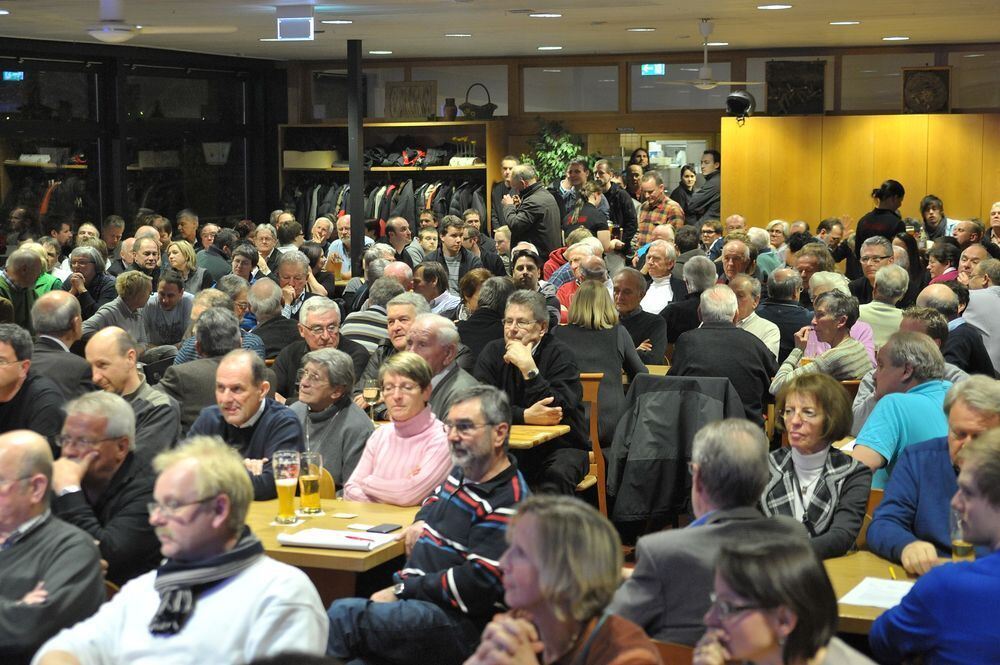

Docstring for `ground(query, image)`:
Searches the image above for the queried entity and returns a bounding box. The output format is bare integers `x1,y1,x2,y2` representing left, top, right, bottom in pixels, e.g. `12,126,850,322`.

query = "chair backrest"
580,372,606,516
653,639,694,664
856,488,885,549
840,379,861,400
319,466,336,499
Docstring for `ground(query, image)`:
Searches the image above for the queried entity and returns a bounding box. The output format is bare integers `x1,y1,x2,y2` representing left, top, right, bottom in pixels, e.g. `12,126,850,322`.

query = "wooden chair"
319,467,337,499
646,364,670,376
265,358,276,367
840,379,861,400
653,640,694,664
574,372,607,516
105,580,120,601
856,488,885,550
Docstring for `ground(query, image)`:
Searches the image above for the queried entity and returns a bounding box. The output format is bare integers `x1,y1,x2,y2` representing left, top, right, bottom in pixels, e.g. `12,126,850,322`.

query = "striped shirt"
770,337,874,396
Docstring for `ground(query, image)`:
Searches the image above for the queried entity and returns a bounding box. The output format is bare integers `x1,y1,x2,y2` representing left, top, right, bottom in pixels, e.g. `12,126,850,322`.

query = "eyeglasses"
305,324,340,336
502,318,538,330
147,496,215,520
381,382,421,395
55,435,118,450
859,255,892,264
296,368,328,385
0,358,24,368
709,593,763,620
234,301,250,312
442,420,491,436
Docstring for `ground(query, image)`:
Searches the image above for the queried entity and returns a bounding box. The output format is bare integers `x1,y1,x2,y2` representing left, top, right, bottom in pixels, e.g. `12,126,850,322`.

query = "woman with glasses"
465,495,660,665
761,374,872,559
165,239,212,294
342,352,451,506
694,538,874,665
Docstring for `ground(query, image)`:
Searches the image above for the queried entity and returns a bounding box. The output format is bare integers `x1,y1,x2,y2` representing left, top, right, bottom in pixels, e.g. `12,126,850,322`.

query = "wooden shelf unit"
278,119,506,225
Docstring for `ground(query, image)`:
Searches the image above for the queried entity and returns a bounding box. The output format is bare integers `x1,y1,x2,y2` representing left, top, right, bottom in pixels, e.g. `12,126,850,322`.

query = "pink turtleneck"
342,406,452,506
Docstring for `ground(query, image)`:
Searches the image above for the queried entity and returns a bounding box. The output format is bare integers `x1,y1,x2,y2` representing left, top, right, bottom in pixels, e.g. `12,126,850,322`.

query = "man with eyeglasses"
850,236,896,306
0,430,104,663
272,298,369,404
607,419,806,646
473,289,588,495
50,391,161,586
34,436,327,664
327,384,529,665
170,288,266,366
0,324,66,450
189,350,303,501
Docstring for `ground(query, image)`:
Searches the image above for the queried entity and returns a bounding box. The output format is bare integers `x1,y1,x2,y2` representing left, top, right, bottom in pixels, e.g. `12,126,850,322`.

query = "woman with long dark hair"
670,164,698,219
855,180,907,257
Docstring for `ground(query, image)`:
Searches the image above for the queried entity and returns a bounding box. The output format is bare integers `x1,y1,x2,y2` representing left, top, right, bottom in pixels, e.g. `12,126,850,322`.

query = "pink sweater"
342,406,452,506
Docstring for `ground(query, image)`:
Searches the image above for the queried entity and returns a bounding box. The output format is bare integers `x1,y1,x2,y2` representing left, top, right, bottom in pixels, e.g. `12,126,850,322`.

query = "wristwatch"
525,368,539,380
393,582,406,597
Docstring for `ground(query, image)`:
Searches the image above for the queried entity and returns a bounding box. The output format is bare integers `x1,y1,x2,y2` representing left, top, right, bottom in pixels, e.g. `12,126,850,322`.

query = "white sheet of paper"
838,438,857,451
839,577,914,609
347,523,376,531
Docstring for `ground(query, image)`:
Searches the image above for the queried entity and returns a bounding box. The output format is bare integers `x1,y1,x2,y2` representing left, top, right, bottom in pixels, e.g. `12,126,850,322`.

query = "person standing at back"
855,179,907,257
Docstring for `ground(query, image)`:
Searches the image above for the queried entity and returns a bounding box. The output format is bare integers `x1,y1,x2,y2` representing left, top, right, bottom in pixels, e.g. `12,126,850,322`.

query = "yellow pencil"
889,566,898,580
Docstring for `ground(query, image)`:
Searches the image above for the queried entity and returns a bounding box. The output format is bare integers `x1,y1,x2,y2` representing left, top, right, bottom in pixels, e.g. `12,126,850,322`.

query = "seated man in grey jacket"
607,419,806,645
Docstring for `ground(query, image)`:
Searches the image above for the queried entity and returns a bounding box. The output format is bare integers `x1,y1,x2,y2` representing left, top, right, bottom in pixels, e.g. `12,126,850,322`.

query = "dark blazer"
252,315,303,360
944,322,996,377
30,337,94,400
756,298,814,364
669,322,778,425
607,507,807,645
456,308,504,358
273,337,371,401
662,291,703,344
478,250,507,278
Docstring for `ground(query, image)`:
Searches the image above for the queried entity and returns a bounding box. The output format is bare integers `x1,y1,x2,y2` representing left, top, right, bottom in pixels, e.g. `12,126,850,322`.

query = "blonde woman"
466,496,660,665
551,280,647,444
165,239,211,294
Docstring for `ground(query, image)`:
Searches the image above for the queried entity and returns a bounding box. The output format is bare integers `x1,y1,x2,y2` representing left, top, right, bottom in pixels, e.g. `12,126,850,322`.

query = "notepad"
839,577,914,609
277,528,398,552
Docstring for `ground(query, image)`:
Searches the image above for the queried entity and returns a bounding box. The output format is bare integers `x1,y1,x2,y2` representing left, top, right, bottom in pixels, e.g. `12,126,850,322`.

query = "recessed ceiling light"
597,79,616,83
445,33,472,37
320,19,353,25
537,45,562,50
543,69,562,73
964,53,986,58
882,36,909,41
706,41,729,46
530,13,562,18
680,67,700,72
757,4,792,9
369,50,393,54
259,38,282,42
627,27,656,32
829,20,860,25
0,9,9,15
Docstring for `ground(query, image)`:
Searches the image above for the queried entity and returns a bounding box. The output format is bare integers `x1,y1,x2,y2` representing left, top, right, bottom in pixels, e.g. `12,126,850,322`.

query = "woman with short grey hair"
64,245,117,318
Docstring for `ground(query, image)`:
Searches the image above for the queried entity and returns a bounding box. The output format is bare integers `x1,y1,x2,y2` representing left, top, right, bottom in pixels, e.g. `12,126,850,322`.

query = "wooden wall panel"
767,116,823,224
982,115,1000,220
821,116,875,229
721,117,773,226
872,115,928,222
927,114,984,220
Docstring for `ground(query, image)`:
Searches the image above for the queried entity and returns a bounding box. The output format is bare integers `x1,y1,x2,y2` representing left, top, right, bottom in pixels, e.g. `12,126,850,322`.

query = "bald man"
86,327,181,463
30,290,94,400
0,430,104,661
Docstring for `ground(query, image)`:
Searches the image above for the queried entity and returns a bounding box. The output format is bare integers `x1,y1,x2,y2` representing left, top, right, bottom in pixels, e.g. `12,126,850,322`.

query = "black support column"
346,39,365,276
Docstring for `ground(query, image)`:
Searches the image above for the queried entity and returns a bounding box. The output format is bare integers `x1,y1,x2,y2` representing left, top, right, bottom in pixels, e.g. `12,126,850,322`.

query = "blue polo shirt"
856,379,951,488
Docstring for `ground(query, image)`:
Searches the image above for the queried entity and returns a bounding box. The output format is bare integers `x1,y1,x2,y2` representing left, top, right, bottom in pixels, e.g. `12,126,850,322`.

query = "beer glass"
298,451,323,515
273,451,300,524
363,378,380,423
950,507,975,562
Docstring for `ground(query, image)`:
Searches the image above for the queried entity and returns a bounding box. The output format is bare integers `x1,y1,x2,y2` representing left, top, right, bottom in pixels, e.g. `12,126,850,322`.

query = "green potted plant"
519,118,589,185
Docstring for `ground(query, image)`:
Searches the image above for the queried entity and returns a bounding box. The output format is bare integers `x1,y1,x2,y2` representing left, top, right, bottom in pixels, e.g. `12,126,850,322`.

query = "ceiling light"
530,13,562,18
259,38,283,42
369,50,393,54
537,45,562,50
88,25,137,43
680,68,700,72
829,21,860,25
627,27,655,32
964,53,986,58
757,4,792,9
706,41,729,47
320,19,353,24
445,33,472,37
543,69,562,73
0,9,9,15
882,36,909,41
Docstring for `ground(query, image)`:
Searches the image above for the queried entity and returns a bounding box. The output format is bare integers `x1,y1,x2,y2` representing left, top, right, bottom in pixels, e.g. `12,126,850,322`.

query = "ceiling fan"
87,0,238,44
664,19,764,91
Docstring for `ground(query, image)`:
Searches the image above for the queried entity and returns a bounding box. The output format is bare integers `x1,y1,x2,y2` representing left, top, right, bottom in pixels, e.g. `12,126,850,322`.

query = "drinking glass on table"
298,451,323,515
363,378,380,423
273,451,300,524
951,507,975,562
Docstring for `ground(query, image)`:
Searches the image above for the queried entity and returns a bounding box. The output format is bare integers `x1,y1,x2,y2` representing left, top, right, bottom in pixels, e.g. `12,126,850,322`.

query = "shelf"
4,160,88,170
283,164,487,173
283,120,497,129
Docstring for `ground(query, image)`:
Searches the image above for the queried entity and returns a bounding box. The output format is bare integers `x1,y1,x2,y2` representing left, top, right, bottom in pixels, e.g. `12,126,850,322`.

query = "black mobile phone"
368,523,402,534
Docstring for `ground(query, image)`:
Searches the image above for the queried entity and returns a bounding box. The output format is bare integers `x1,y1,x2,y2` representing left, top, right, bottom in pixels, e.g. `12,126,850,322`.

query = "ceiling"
0,0,998,61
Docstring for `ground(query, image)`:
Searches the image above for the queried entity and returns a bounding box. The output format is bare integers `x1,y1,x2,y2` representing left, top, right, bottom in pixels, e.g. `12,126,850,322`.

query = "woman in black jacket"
670,164,698,219
855,179,907,257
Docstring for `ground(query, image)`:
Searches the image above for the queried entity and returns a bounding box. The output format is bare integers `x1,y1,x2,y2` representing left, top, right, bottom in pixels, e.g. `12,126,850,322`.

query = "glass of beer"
363,378,381,423
950,507,975,562
273,451,300,524
298,452,323,515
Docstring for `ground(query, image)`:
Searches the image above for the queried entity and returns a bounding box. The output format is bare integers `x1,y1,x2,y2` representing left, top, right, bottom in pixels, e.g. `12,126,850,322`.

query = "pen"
345,535,375,542
889,566,897,580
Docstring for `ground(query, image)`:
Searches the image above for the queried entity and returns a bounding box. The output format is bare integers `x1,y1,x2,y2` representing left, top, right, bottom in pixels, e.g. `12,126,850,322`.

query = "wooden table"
508,424,570,450
824,550,912,634
248,498,419,603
